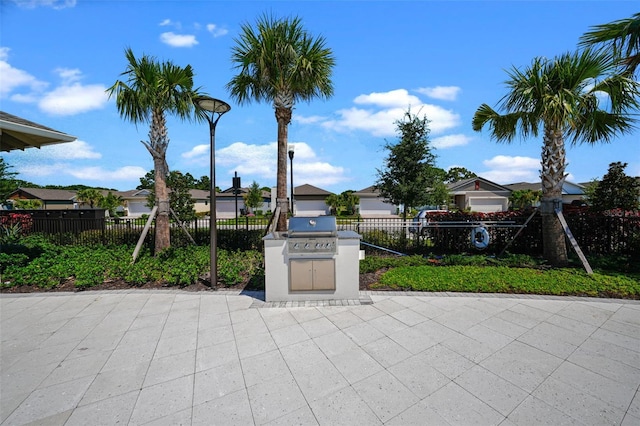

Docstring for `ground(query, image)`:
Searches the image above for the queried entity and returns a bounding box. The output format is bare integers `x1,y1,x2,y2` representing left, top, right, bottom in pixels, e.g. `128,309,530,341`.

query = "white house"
353,186,398,218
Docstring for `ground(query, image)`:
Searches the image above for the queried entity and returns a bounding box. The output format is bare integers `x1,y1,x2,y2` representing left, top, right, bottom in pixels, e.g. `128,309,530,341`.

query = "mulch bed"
1,273,385,294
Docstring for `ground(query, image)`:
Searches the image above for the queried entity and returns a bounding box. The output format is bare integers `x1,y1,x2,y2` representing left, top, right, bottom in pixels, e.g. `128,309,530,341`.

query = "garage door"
468,198,505,213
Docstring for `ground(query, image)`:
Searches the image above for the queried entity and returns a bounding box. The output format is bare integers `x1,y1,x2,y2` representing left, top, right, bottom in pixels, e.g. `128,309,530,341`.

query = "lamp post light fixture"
288,145,295,216
196,96,230,286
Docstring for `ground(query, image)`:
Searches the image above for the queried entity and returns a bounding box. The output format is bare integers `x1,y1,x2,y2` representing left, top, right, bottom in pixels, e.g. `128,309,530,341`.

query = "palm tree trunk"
540,127,568,266
154,156,171,253
275,107,291,231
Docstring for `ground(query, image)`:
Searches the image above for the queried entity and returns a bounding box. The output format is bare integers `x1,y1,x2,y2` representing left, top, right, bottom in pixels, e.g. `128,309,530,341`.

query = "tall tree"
243,181,264,214
99,192,124,217
76,188,103,208
444,167,477,184
107,48,203,253
167,171,196,222
591,162,640,213
472,49,639,266
580,12,640,77
227,14,335,231
376,110,441,220
0,158,19,203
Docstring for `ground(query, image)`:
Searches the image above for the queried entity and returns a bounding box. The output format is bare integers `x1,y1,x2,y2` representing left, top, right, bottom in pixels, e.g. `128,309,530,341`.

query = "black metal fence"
2,211,638,257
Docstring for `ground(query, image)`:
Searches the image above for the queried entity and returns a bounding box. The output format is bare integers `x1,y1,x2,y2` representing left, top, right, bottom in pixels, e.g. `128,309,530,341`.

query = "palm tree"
107,48,203,253
76,188,102,208
227,14,335,231
580,13,640,77
472,49,639,266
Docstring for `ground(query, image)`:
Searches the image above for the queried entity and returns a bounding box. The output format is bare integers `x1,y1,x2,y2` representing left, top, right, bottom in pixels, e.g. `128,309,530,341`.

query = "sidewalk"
1,290,639,425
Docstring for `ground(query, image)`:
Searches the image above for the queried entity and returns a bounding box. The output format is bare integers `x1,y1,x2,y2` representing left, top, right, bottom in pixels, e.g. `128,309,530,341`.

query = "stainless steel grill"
287,216,337,255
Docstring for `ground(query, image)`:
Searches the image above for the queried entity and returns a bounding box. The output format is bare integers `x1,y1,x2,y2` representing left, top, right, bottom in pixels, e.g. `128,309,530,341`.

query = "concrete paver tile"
128,374,194,425
551,361,636,411
280,339,327,374
533,376,625,425
423,381,504,425
352,369,419,423
454,364,529,416
362,336,412,368
508,395,583,425
313,330,358,358
197,323,235,348
309,386,382,426
241,349,293,388
293,357,349,402
388,352,450,399
568,344,640,387
299,316,339,338
341,321,385,346
79,361,148,406
329,347,383,385
193,359,245,406
416,344,476,380
264,405,319,426
192,389,253,426
144,349,196,387
235,332,278,360
270,322,310,348
64,390,138,426
247,376,307,425
385,400,452,426
2,375,93,425
195,339,239,372
480,341,564,393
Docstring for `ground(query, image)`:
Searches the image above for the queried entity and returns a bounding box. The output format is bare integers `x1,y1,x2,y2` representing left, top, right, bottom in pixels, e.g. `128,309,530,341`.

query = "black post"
288,146,295,216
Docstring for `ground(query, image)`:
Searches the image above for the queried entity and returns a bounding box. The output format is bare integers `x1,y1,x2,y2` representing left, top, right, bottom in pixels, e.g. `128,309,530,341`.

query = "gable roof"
294,184,333,196
447,177,512,193
9,188,76,201
504,181,585,195
353,185,380,197
1,111,76,152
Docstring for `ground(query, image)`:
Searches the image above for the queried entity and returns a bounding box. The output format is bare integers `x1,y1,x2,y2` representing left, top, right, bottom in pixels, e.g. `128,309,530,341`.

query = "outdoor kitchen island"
263,216,363,302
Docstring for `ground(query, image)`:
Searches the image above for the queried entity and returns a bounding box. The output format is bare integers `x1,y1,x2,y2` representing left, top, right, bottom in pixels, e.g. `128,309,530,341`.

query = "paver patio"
1,290,639,425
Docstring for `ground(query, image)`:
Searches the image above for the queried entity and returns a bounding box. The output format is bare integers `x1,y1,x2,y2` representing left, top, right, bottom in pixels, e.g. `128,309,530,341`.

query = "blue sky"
2,0,639,193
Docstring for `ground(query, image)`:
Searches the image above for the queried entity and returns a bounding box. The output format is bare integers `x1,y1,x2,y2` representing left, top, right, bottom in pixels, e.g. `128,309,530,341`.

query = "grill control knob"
316,243,321,249
304,243,310,249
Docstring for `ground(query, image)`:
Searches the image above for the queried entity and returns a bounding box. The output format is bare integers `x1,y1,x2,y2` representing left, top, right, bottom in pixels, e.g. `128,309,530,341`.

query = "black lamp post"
196,96,230,285
288,145,295,216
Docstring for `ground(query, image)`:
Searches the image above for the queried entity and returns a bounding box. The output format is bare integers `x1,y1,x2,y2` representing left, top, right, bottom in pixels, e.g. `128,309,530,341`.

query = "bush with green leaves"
0,239,264,290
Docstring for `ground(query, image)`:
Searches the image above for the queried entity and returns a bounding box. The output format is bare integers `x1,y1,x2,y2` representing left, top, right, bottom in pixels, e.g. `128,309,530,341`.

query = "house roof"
294,184,333,196
353,185,380,197
9,187,76,201
0,111,76,152
504,181,585,195
447,177,512,193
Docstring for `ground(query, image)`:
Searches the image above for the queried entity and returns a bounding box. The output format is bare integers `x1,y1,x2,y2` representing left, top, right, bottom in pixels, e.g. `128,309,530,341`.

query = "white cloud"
206,24,228,38
39,82,109,115
68,165,147,181
184,140,349,186
432,134,472,149
159,19,172,26
480,155,540,184
0,54,106,115
182,144,209,160
354,89,422,108
319,89,461,137
415,86,461,101
11,0,76,9
0,47,48,98
160,32,198,48
41,140,101,160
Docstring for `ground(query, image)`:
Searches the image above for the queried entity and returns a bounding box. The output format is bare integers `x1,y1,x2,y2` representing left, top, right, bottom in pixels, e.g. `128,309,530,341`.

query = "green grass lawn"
362,254,639,299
